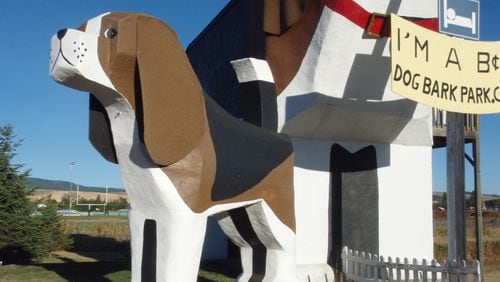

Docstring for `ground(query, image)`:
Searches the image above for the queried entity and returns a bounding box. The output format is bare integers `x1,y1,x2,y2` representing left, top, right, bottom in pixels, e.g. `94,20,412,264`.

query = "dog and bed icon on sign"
439,0,480,40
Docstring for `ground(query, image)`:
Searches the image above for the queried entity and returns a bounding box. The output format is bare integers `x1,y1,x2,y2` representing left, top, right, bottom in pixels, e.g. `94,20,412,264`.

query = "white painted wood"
231,58,274,83
341,247,481,282
377,144,434,261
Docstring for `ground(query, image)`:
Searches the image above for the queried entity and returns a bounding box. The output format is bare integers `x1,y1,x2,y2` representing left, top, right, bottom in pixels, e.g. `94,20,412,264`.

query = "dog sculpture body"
50,13,298,282
188,0,437,277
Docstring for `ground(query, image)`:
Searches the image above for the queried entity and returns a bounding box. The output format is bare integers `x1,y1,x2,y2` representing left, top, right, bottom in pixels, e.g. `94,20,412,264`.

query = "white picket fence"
341,247,481,282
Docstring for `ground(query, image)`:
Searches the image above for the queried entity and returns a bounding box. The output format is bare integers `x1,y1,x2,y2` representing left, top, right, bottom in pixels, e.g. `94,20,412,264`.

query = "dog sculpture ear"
89,93,118,164
263,0,306,35
136,16,205,166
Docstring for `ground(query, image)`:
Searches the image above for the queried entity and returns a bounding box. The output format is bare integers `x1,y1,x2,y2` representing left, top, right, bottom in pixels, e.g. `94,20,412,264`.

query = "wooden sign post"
438,0,480,263
446,112,466,261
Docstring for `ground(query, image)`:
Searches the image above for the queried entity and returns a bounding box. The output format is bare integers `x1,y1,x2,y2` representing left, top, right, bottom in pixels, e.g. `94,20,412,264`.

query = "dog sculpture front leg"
128,208,208,282
217,202,299,282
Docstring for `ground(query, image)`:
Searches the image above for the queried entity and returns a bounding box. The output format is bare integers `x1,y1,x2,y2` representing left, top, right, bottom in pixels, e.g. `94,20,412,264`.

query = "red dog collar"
324,0,439,38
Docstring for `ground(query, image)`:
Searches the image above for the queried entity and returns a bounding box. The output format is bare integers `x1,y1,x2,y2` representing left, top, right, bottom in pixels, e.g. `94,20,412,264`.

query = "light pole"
69,161,75,210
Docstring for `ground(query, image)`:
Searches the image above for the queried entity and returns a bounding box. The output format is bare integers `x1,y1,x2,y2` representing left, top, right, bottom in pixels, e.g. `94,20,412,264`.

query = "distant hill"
27,177,124,193
433,191,500,202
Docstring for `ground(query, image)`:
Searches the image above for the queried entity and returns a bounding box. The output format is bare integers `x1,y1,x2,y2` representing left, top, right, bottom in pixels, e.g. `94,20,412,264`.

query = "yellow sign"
391,15,500,114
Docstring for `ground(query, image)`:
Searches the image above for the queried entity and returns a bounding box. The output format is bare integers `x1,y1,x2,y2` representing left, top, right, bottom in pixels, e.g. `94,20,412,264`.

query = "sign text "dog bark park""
390,14,500,114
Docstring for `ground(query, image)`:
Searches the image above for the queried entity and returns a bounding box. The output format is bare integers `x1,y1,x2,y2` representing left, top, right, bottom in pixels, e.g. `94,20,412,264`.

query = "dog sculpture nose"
57,29,67,39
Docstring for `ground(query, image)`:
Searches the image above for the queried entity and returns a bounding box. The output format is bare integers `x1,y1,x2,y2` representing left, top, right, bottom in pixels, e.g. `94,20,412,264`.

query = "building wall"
187,0,266,118
187,0,436,269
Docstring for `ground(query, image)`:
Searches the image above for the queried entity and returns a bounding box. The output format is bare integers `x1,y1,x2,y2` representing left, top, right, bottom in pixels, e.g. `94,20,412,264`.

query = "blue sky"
1,0,499,195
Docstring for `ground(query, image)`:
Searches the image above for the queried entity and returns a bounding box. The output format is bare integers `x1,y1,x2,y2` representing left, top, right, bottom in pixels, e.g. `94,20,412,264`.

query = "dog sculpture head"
50,13,205,166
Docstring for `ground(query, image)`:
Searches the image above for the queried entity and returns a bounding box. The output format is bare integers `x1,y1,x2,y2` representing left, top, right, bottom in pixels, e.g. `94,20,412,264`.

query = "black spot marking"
205,95,292,201
229,208,266,281
142,219,157,282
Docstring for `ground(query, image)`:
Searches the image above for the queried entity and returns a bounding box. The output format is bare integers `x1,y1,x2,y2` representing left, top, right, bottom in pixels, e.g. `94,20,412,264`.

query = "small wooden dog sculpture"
50,12,297,282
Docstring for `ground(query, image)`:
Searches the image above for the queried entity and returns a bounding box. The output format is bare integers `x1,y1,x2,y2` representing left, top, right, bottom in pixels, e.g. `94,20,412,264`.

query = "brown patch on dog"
96,13,205,166
211,152,295,230
265,0,324,94
263,0,307,35
137,16,205,166
98,13,139,107
162,108,217,210
164,116,295,230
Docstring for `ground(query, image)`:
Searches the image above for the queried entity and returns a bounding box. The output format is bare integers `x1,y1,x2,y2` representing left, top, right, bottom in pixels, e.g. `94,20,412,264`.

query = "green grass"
0,264,66,282
198,269,235,282
0,262,131,282
0,260,238,282
2,215,498,281
1,217,239,281
104,270,131,281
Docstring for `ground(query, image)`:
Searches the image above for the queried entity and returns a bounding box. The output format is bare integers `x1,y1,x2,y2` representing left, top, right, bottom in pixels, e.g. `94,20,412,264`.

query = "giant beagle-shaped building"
50,12,300,282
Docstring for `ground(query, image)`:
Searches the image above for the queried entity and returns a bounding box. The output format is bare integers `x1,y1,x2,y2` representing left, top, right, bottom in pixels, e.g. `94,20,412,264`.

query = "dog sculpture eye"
104,28,118,39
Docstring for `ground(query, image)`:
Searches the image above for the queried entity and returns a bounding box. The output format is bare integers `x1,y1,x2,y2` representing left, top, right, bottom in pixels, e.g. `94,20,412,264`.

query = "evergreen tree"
0,124,69,263
32,196,71,254
0,124,34,262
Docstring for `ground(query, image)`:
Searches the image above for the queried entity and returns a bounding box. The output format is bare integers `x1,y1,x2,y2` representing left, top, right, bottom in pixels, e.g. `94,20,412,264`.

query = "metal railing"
432,109,479,133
